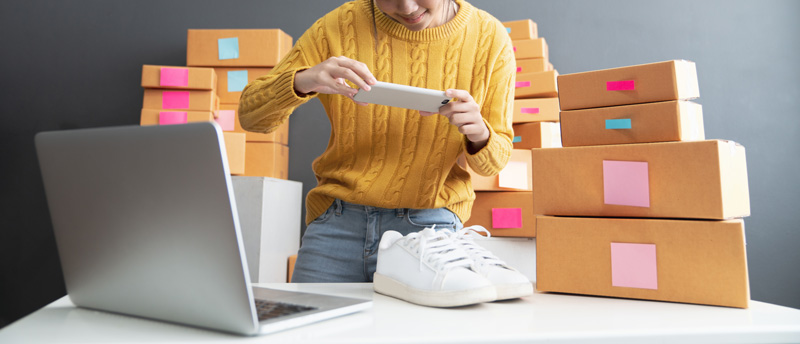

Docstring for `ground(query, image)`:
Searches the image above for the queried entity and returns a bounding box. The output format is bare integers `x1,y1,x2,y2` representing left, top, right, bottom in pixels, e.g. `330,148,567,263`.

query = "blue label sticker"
506,27,511,34
218,37,239,60
227,70,248,92
606,118,632,130
512,136,522,143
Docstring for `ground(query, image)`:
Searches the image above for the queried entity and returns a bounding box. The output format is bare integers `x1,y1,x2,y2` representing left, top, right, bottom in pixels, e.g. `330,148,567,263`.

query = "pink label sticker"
520,107,540,114
158,111,187,125
606,80,635,91
611,243,658,290
159,67,189,87
515,81,531,88
603,160,650,207
215,110,235,131
516,67,522,73
513,46,517,52
161,91,190,109
491,208,522,229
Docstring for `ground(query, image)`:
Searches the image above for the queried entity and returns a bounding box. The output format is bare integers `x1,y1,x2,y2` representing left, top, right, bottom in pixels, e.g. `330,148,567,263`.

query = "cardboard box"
513,38,547,60
217,103,289,144
512,98,560,123
536,216,749,308
515,71,558,99
464,191,535,237
287,254,297,282
502,19,538,40
244,142,289,179
214,67,272,104
558,60,699,111
560,100,704,147
140,109,214,126
512,122,561,149
141,65,216,90
223,132,246,175
142,89,216,111
469,149,532,191
516,58,550,74
187,29,292,67
531,140,750,220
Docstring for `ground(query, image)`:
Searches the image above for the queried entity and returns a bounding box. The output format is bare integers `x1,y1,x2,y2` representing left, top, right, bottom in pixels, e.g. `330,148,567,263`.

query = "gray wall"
1,0,798,327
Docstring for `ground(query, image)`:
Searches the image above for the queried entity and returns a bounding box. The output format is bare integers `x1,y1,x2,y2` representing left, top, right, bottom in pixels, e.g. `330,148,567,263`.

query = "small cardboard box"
560,100,704,147
531,140,750,220
140,109,214,126
244,142,289,179
515,71,558,99
468,149,532,191
512,122,561,149
187,29,293,67
214,67,272,104
558,60,699,111
464,191,535,237
513,38,547,60
141,65,216,90
142,89,216,111
516,58,550,74
512,97,560,123
502,19,538,40
217,103,289,144
223,132,246,175
536,216,749,308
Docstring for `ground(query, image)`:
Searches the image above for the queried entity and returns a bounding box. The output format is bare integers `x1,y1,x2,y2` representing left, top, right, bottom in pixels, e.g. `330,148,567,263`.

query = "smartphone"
353,81,453,113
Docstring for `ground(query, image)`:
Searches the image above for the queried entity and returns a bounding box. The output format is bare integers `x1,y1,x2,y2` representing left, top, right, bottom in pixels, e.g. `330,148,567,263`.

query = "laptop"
34,122,372,336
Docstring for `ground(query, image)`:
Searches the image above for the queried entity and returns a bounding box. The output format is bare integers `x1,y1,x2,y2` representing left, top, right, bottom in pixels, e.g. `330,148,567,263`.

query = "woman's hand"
294,56,376,105
420,89,490,152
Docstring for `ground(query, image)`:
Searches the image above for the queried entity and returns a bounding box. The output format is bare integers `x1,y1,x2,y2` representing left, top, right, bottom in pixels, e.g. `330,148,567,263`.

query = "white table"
1,283,799,343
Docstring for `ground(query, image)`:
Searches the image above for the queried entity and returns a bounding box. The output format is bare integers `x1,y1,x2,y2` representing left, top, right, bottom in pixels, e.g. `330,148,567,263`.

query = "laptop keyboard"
254,299,318,321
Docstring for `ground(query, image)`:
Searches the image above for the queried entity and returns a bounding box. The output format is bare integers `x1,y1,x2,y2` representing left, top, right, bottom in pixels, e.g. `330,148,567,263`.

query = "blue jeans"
291,199,464,283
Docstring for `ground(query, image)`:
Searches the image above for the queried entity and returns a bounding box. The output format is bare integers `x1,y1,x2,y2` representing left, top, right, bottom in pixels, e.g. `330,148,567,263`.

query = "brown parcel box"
142,89,216,111
223,132,246,175
214,67,272,104
187,29,292,67
512,98,560,123
469,149,533,191
464,191,535,237
558,60,699,111
287,254,298,283
512,122,562,150
536,216,749,308
531,140,750,220
512,38,548,60
141,65,216,90
502,19,538,40
139,109,214,126
244,142,289,179
219,103,289,144
516,58,550,74
560,100,705,147
515,71,558,99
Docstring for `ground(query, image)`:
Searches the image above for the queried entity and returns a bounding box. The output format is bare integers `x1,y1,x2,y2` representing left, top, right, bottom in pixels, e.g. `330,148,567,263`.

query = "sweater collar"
360,0,474,42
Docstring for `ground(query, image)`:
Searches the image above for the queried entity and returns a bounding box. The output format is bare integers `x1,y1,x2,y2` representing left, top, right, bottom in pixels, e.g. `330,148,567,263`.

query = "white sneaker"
447,226,533,300
373,226,497,307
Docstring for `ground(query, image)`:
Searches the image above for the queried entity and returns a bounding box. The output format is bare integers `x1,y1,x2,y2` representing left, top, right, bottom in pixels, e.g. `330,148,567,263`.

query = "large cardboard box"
502,19,538,40
218,103,289,144
560,100,704,147
558,60,699,111
512,122,561,149
469,149,532,191
142,89,216,111
139,109,214,126
512,97,560,123
516,58,550,74
536,216,749,308
464,191,535,237
513,38,547,60
244,141,289,179
531,140,750,220
223,132,246,175
187,29,292,67
214,67,272,104
141,65,216,90
515,71,558,99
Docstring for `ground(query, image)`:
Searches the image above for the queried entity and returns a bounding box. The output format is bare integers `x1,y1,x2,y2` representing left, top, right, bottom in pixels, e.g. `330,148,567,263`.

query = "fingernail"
363,85,371,91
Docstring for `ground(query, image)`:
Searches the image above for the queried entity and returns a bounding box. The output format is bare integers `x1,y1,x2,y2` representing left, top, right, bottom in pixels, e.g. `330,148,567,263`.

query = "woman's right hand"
294,56,377,103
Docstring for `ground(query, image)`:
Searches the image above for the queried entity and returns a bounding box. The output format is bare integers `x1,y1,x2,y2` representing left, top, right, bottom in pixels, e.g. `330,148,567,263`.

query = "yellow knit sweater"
239,0,515,225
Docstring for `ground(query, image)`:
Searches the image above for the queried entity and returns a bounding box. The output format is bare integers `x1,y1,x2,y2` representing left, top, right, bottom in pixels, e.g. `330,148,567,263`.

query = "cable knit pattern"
238,0,515,224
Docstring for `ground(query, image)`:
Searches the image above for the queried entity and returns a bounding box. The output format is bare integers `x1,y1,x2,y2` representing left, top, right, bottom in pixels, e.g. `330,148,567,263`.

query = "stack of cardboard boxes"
533,60,751,308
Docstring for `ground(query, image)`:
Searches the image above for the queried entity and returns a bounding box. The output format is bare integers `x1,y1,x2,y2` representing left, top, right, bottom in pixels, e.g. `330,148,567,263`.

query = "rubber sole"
495,282,534,301
373,273,497,308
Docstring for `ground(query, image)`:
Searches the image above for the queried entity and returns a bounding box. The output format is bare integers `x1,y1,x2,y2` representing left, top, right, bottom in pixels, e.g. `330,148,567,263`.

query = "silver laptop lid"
35,122,259,335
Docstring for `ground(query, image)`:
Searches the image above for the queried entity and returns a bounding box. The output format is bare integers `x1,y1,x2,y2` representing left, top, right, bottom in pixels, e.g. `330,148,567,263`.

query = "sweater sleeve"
464,23,516,177
237,19,327,134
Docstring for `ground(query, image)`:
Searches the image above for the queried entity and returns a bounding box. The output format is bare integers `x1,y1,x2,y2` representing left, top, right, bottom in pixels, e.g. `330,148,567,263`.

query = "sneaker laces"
403,225,473,272
449,226,508,270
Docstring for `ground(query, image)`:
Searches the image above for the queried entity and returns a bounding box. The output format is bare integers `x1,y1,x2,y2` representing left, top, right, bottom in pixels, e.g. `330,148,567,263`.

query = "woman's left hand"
420,89,489,151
